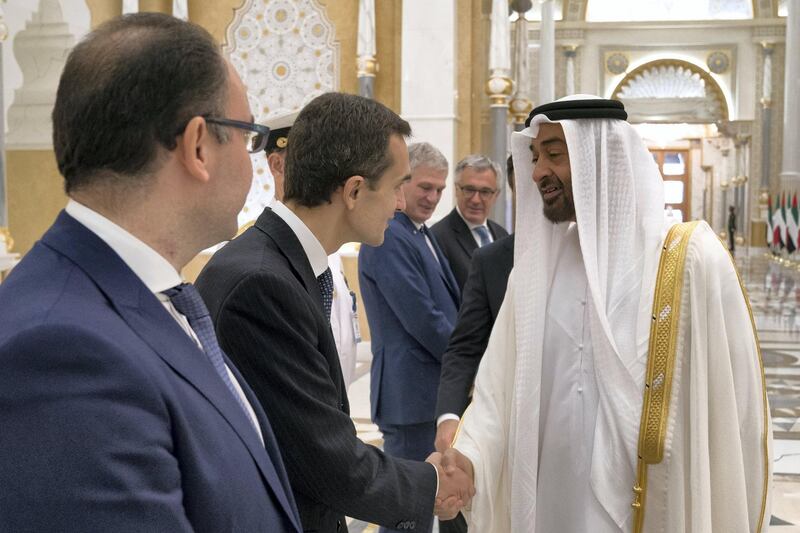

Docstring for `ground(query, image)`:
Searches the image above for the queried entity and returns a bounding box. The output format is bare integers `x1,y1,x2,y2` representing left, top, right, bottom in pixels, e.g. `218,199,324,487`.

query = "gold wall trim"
611,58,730,121
632,220,699,532
374,0,402,113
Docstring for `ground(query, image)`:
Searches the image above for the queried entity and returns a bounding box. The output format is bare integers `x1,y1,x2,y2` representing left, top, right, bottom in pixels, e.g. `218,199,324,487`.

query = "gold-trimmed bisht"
632,221,699,532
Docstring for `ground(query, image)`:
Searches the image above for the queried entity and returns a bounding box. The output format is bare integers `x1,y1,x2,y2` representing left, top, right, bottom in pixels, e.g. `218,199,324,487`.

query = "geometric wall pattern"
225,0,340,228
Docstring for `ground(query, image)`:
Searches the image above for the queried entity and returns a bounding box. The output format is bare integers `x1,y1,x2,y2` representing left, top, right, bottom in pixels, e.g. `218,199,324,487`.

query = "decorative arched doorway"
607,58,734,226
611,58,730,123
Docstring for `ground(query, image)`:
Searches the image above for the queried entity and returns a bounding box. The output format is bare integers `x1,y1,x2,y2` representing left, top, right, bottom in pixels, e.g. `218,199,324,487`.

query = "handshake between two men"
425,448,476,520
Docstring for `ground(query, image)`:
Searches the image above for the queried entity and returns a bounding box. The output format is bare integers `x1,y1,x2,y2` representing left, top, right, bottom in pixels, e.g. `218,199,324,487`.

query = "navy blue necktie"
474,225,491,247
317,268,334,320
421,225,442,265
164,283,257,432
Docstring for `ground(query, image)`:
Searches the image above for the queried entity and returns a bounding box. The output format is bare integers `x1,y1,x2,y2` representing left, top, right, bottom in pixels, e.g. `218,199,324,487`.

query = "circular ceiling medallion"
706,51,730,74
606,52,629,75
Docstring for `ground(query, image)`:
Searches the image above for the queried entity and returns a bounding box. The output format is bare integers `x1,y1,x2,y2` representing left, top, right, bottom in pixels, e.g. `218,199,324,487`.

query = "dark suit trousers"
439,514,468,533
379,422,435,533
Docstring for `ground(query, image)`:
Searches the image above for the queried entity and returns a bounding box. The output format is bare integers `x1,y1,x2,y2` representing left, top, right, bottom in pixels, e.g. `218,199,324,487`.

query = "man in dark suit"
435,156,515,533
196,94,474,533
0,14,300,532
434,236,514,451
430,155,508,291
358,142,461,533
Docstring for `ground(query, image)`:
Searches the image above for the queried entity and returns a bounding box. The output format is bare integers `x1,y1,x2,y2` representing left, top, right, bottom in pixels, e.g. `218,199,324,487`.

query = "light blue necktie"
164,283,258,432
474,225,491,247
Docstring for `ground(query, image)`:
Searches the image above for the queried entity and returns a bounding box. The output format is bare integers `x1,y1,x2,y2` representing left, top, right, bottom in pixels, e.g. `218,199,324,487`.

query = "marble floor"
345,250,800,532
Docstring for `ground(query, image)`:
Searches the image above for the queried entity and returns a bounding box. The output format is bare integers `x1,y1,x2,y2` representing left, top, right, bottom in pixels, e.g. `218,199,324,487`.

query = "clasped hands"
425,448,475,520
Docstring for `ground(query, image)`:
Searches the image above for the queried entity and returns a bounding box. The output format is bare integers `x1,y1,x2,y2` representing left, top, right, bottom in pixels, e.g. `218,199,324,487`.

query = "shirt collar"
65,199,183,293
397,210,427,231
455,205,488,231
270,201,329,277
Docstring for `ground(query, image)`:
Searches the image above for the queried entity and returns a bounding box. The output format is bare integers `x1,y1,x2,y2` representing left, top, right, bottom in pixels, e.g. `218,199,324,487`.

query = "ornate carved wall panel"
225,0,340,227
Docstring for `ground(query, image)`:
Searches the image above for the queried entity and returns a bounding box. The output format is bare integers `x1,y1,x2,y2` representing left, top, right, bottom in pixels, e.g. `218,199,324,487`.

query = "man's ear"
342,175,365,209
177,116,212,183
267,152,285,178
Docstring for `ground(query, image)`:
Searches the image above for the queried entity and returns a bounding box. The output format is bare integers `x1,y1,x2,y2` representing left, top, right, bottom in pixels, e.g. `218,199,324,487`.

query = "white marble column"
510,1,532,131
172,0,188,19
6,0,75,149
357,0,377,99
538,0,555,105
401,0,456,220
486,0,513,229
738,135,751,241
564,45,578,96
759,42,774,223
781,0,800,189
720,146,731,233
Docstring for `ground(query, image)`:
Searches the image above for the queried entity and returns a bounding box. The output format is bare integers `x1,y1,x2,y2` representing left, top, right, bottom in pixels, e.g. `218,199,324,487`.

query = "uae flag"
789,193,800,255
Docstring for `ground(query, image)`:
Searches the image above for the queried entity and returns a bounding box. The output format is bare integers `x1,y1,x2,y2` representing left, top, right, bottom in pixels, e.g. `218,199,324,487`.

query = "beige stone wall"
84,0,122,29
374,0,403,113
188,0,247,47
318,0,359,95
462,0,491,158
138,0,173,14
6,151,66,255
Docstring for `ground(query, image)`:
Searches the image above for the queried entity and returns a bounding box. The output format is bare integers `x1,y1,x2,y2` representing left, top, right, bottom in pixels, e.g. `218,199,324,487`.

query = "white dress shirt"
456,206,493,247
409,218,440,264
271,201,329,276
65,200,264,444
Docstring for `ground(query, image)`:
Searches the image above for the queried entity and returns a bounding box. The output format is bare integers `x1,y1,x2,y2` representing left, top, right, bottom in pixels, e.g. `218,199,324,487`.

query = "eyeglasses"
204,117,271,154
457,184,497,200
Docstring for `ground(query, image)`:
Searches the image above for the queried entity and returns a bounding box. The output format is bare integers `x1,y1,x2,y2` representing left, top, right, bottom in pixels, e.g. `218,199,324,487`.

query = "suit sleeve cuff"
431,462,440,497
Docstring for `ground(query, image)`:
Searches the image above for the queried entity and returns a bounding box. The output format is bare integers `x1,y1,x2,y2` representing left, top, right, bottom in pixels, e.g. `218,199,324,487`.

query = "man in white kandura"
448,95,772,532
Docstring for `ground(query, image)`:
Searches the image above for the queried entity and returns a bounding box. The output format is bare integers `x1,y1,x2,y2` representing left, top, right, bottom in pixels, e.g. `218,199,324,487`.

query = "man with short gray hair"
431,154,509,291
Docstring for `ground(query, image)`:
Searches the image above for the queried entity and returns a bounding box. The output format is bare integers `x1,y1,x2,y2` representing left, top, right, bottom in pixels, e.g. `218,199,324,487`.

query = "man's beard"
539,177,575,223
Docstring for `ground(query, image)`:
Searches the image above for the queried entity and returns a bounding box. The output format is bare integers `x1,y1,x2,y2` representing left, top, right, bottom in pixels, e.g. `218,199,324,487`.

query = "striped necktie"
474,225,491,247
317,267,334,320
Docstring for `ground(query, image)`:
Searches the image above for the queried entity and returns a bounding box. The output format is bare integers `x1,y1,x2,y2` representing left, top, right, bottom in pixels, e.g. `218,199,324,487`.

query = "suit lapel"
449,209,479,259
397,213,460,305
488,219,508,240
427,228,461,304
226,355,301,529
254,207,348,405
42,212,301,530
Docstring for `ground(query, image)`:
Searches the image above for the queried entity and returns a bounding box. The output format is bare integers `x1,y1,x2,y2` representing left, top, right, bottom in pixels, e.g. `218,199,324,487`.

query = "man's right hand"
426,449,475,520
434,419,460,453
